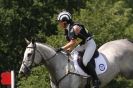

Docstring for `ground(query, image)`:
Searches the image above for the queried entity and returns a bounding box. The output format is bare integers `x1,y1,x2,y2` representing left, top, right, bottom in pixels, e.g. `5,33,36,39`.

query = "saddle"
77,50,99,75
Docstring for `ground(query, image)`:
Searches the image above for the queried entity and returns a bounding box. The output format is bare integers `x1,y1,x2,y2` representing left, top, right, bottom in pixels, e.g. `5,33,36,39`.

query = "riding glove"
56,47,63,52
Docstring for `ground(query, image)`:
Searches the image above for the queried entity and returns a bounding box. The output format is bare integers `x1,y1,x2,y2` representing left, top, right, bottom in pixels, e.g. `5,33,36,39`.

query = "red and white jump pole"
1,70,15,88
11,70,15,88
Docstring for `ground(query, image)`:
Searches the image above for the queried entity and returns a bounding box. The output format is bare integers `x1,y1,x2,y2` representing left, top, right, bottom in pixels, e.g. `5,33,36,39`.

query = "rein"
23,43,91,88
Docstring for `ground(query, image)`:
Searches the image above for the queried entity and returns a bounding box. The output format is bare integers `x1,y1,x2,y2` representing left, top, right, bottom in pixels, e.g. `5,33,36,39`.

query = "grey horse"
19,39,133,88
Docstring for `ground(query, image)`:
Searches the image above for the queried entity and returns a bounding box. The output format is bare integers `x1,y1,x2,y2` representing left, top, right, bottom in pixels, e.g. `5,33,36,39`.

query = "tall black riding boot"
86,62,101,88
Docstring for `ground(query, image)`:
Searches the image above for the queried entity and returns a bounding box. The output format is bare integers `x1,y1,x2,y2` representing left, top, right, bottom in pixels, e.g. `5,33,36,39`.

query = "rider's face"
58,21,67,29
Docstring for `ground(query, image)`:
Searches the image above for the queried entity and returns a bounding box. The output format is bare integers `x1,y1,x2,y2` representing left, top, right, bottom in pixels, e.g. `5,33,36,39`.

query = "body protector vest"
65,23,92,45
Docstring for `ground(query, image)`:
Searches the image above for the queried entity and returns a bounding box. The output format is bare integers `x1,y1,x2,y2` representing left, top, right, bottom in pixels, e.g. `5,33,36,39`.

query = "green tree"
74,0,133,46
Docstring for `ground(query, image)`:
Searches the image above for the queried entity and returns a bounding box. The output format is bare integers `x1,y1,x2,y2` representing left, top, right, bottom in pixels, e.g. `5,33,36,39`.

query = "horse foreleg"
50,81,57,88
85,78,91,88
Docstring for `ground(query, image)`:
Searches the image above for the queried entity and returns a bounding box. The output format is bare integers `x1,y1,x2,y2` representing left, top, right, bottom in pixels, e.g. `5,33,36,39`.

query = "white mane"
36,42,56,58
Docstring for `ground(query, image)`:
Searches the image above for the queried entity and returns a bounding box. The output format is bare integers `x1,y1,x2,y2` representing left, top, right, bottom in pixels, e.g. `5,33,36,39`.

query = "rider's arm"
73,25,81,35
62,25,81,51
62,39,77,51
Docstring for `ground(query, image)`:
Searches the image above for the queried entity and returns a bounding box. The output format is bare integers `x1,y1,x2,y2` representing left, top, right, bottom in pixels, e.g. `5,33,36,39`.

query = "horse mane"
36,42,56,50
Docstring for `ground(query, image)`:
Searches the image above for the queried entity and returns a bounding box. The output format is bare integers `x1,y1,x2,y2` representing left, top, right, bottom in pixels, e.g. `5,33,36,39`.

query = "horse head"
19,39,56,75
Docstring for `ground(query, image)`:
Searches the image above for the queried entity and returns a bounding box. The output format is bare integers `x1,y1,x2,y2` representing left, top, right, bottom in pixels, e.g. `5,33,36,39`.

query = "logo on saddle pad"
71,51,107,76
99,64,105,71
95,54,107,75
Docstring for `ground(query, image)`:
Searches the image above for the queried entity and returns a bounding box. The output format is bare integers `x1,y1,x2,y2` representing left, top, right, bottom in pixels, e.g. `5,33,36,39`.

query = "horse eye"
27,53,32,57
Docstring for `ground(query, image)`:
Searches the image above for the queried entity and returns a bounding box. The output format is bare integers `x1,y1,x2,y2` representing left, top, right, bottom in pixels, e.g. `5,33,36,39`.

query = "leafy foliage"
18,66,50,88
74,0,133,46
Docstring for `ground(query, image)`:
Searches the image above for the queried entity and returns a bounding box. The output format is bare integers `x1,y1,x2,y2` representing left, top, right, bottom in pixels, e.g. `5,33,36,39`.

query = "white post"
11,70,15,88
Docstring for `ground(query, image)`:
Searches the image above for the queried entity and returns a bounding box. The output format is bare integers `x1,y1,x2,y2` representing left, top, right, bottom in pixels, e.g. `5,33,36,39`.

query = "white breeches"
74,39,96,66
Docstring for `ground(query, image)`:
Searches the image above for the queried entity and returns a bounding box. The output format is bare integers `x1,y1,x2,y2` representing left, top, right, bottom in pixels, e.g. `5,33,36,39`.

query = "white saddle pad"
71,51,107,76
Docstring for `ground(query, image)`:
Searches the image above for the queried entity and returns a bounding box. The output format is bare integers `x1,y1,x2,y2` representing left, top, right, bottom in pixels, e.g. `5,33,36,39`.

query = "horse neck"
37,45,73,82
36,43,56,61
37,43,68,80
46,53,68,80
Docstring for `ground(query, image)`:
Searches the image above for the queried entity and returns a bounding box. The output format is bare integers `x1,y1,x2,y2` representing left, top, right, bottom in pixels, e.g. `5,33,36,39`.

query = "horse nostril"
19,70,24,74
18,71,25,78
19,71,22,74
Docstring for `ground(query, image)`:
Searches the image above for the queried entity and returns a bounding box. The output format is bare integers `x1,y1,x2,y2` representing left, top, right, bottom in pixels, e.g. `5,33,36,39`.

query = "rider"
56,10,100,88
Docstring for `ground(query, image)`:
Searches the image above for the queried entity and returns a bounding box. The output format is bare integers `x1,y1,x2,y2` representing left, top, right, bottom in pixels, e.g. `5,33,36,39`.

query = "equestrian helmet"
57,11,71,21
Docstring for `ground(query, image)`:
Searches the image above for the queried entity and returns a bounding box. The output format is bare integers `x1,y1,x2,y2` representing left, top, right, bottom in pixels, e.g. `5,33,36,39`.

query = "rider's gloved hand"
55,47,64,52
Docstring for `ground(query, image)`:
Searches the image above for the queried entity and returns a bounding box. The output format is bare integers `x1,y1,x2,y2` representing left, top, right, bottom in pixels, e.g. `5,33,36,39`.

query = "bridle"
22,43,56,73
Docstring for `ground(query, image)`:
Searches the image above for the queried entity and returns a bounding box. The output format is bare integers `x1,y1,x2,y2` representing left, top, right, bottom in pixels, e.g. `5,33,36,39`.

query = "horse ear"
31,38,35,44
25,38,30,45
